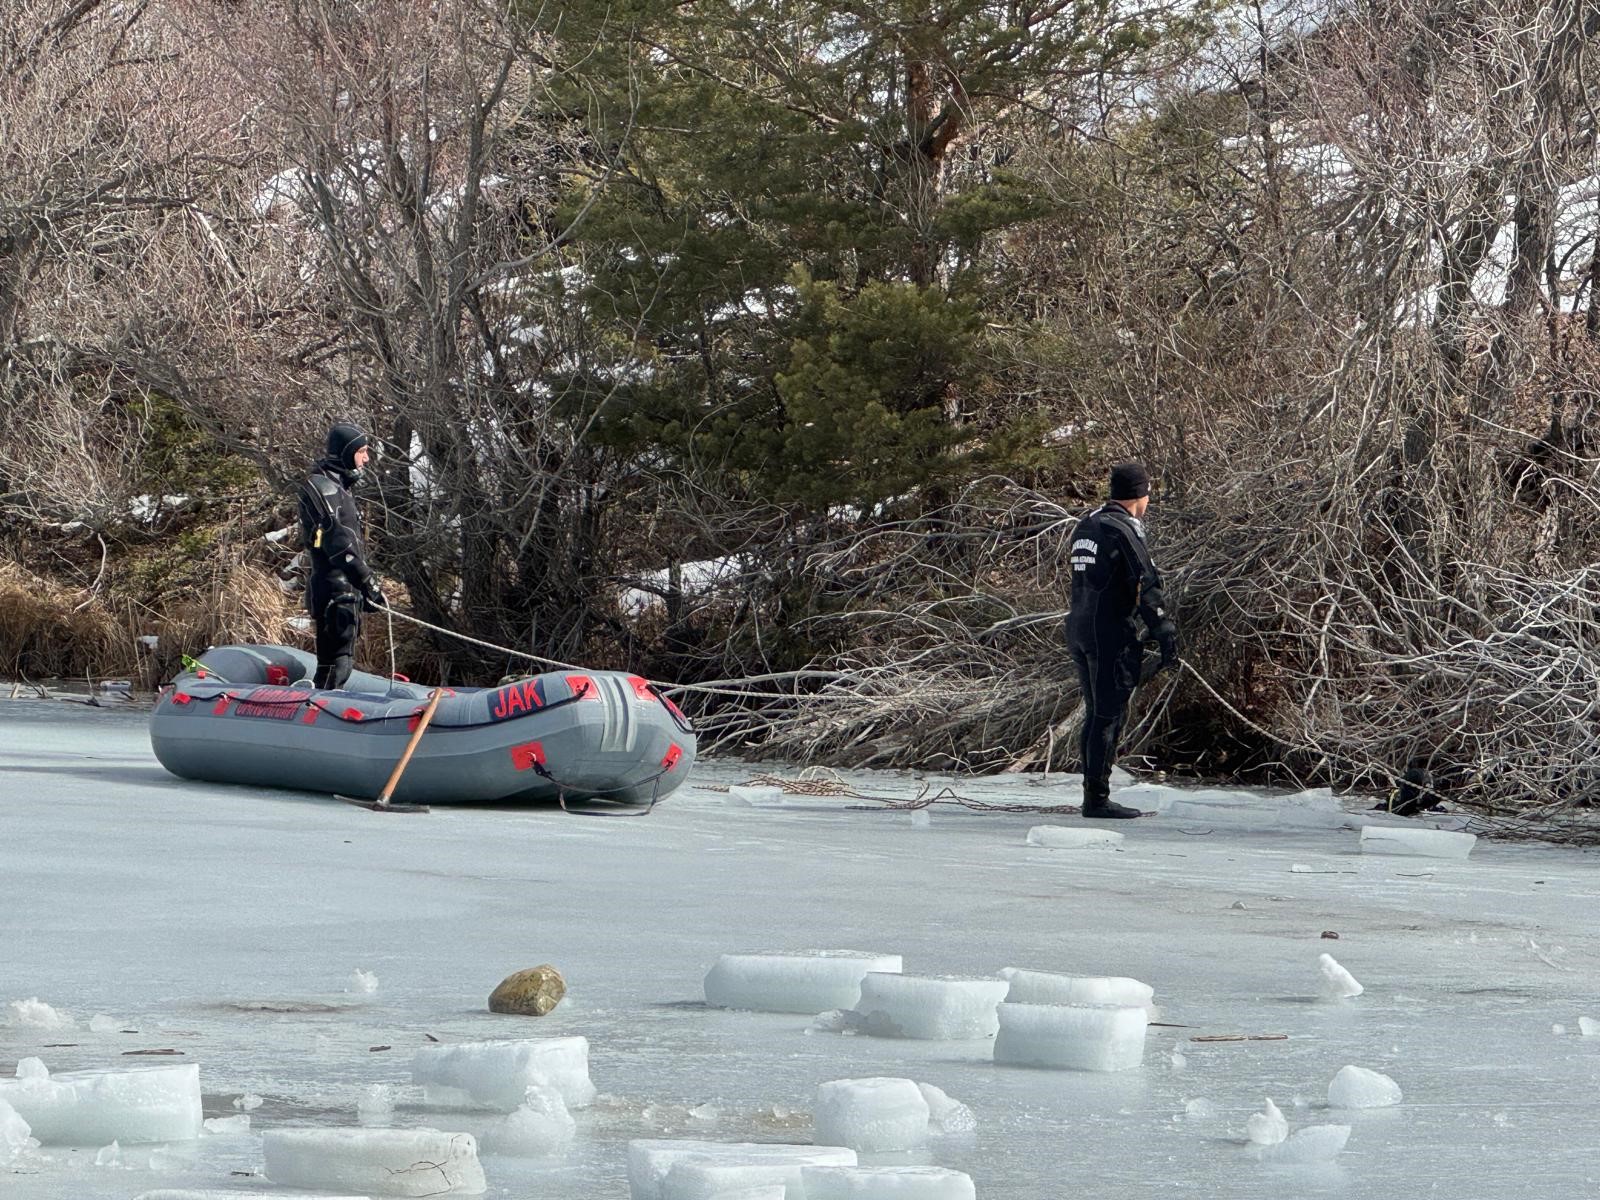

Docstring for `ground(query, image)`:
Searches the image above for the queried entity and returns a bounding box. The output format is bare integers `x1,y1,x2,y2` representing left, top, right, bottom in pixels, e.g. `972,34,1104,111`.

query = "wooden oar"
338,687,443,813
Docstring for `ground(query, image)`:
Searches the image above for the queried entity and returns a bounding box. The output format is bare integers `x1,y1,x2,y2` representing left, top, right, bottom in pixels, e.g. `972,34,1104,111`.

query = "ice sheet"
6,702,1600,1199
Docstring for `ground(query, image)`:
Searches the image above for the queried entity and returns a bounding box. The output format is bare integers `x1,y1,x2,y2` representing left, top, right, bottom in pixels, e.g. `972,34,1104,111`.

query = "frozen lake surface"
5,699,1600,1197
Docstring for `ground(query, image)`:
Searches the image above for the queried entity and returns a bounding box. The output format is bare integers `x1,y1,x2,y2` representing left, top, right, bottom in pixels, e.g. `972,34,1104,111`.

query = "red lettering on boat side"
232,686,311,721
490,678,546,722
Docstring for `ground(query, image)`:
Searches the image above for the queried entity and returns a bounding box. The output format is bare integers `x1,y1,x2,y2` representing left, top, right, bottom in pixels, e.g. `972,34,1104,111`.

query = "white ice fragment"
905,808,932,828
1553,1024,1567,1035
7,998,72,1029
0,1063,202,1145
993,1002,1147,1072
814,1078,929,1153
915,1082,975,1135
89,1014,120,1033
802,1165,977,1199
1260,1124,1350,1164
1359,825,1476,860
998,968,1155,1017
348,969,379,994
203,1114,250,1135
233,1092,264,1111
478,1083,575,1157
1026,825,1124,849
627,1141,856,1200
412,1036,595,1111
726,786,786,807
263,1127,486,1196
703,951,902,1013
688,1102,720,1123
1327,1065,1402,1109
137,1193,373,1200
1245,1098,1287,1145
138,635,161,650
663,1157,835,1199
1184,1098,1217,1119
809,1009,857,1033
852,973,1010,1039
1169,1051,1187,1072
1579,1017,1600,1037
0,1096,35,1163
94,1139,122,1167
15,1058,48,1082
1317,953,1363,1000
357,1084,394,1127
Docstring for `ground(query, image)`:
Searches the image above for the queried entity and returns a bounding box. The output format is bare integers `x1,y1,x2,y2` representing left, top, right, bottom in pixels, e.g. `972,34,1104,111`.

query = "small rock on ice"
348,969,379,995
203,1114,250,1135
1245,1098,1287,1146
7,998,72,1029
1317,953,1363,1000
1327,1065,1402,1109
488,965,566,1016
1579,1017,1600,1037
1260,1124,1350,1164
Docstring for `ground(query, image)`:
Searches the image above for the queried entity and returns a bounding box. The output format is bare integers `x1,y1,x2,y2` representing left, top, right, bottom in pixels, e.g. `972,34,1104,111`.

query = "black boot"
1082,782,1143,820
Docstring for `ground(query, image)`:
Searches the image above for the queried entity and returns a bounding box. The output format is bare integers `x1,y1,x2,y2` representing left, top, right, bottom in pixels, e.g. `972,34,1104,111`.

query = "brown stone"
488,965,567,1016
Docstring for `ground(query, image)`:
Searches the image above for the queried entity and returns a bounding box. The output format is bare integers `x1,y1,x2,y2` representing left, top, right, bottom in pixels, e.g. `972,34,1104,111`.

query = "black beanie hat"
325,423,370,469
1109,462,1151,501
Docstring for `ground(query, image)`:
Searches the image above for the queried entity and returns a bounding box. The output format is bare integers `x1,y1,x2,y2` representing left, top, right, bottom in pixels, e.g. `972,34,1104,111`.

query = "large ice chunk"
993,1002,1147,1072
703,951,903,1013
662,1158,830,1199
1317,953,1363,1001
411,1036,595,1110
1358,825,1476,860
1025,826,1124,849
852,973,1010,1039
137,1193,373,1199
1327,1065,1402,1108
0,1062,202,1145
998,968,1155,1017
627,1140,856,1200
813,1077,930,1152
916,1082,975,1135
801,1166,977,1199
263,1127,486,1196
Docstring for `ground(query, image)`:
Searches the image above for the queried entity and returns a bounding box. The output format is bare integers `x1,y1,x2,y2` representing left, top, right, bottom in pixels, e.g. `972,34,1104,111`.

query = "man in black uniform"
1065,463,1178,819
298,423,385,690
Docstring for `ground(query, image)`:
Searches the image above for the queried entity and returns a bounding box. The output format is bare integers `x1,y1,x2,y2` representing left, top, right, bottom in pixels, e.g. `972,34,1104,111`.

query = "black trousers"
1070,638,1143,802
310,579,362,691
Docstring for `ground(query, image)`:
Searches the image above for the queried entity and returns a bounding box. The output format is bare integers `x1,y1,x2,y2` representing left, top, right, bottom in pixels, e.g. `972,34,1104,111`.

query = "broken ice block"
138,1193,373,1200
1327,1065,1401,1109
802,1165,977,1199
1245,1098,1287,1145
852,973,1010,1039
1358,825,1475,860
813,1078,930,1152
627,1141,856,1200
1260,1124,1350,1164
916,1082,975,1135
411,1036,595,1110
1026,826,1125,849
993,1002,1147,1071
0,1062,202,1145
662,1158,832,1199
726,786,786,807
703,951,902,1013
263,1127,486,1197
1317,953,1363,1001
477,1083,575,1157
998,968,1155,1017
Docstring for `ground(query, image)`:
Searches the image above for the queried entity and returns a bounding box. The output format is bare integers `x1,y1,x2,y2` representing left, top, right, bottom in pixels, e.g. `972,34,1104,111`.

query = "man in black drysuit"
298,423,385,690
1064,463,1178,819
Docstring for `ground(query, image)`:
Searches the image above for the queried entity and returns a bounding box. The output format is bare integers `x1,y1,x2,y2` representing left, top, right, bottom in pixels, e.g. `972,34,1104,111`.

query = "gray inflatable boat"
149,644,697,808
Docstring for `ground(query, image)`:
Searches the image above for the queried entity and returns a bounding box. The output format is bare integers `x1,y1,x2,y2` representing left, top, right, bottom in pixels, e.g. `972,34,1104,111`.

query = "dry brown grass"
0,561,135,682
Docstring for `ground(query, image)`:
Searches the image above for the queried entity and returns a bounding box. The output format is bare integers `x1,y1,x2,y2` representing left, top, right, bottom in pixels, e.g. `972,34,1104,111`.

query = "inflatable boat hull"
149,645,696,807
